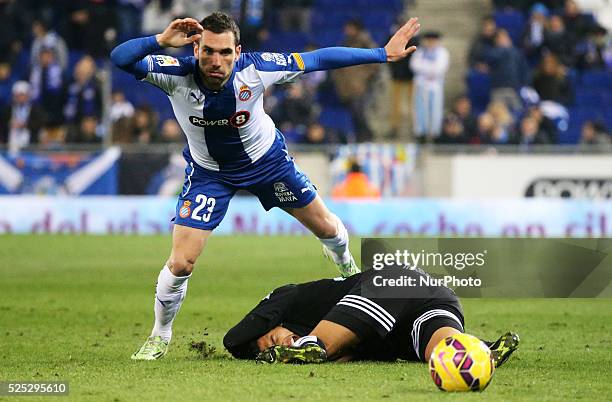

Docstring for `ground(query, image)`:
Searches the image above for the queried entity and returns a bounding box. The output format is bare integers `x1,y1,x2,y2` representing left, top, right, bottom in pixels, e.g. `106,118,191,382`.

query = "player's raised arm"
296,17,420,73
110,18,203,77
384,17,420,62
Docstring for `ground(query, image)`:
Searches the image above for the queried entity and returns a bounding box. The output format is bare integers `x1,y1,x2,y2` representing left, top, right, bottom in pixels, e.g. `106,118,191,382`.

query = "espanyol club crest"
179,200,191,218
238,85,252,101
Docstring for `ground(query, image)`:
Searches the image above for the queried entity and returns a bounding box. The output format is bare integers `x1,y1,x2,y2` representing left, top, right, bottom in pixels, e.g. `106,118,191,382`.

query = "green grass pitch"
1,235,611,401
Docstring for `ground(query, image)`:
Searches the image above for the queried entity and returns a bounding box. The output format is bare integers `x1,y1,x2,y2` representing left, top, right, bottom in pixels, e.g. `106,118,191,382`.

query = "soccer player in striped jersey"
111,13,421,360
224,267,519,366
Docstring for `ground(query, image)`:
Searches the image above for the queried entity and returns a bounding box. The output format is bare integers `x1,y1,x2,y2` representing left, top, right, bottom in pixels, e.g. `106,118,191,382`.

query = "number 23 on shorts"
179,194,216,222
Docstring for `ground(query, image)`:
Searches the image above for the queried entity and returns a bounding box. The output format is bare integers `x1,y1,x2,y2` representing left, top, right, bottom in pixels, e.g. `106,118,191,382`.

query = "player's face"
256,326,298,351
194,30,241,90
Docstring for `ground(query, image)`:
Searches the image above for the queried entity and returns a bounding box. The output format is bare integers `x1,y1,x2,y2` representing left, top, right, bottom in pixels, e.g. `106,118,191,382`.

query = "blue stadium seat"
67,50,86,74
311,10,352,29
314,0,353,7
580,70,611,90
14,48,31,76
575,90,604,107
363,11,394,31
319,106,354,133
262,31,309,52
565,104,610,143
316,86,342,107
494,9,526,46
311,28,344,47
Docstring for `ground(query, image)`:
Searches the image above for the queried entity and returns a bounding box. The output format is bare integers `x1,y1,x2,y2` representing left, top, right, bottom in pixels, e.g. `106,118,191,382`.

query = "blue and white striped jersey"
111,35,387,175
142,52,306,172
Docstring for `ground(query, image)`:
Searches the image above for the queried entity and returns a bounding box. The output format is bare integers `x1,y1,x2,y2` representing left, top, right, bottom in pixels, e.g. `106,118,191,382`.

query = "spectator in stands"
484,29,530,112
303,122,329,145
435,114,468,145
111,115,134,144
30,19,68,70
517,115,550,146
274,81,315,143
159,119,184,143
410,31,449,141
562,0,593,41
579,120,610,146
30,46,64,124
543,15,575,66
39,121,67,146
0,61,17,108
525,105,558,143
575,25,609,70
468,15,497,71
64,55,103,140
110,90,135,123
65,0,117,58
274,0,312,33
474,112,495,144
74,114,102,143
522,3,549,63
492,0,565,12
172,0,221,21
332,159,380,199
332,19,379,142
486,100,516,143
116,0,148,40
0,81,46,152
450,95,478,138
132,105,158,144
0,0,27,70
388,19,417,140
533,53,573,105
0,0,29,68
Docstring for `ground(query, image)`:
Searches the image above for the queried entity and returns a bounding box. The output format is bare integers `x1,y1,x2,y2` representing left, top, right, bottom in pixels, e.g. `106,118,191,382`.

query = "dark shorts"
323,268,465,362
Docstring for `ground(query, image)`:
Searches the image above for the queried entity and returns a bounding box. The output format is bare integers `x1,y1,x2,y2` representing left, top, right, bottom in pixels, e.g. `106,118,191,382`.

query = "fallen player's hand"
156,18,203,48
384,17,420,62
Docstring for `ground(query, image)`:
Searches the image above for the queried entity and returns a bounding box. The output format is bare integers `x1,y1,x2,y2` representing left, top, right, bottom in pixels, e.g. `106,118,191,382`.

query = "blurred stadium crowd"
0,0,610,153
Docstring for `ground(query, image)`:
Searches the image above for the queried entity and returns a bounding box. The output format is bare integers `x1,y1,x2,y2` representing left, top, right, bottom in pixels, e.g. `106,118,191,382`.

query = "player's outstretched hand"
156,18,203,48
384,17,421,62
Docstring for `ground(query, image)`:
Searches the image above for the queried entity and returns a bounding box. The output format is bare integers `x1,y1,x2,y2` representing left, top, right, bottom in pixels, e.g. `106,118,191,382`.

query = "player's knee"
167,256,197,276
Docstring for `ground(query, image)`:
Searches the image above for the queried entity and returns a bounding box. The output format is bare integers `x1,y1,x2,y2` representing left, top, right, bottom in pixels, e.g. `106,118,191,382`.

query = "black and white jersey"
224,268,464,362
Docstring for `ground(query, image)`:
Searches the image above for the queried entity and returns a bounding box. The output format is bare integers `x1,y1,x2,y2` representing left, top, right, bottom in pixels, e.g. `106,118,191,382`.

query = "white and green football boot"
255,344,327,364
131,336,169,360
323,246,361,278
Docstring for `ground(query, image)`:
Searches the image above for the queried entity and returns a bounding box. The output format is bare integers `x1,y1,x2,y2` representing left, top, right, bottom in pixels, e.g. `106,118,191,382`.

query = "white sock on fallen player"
151,265,190,342
293,335,326,349
318,215,351,265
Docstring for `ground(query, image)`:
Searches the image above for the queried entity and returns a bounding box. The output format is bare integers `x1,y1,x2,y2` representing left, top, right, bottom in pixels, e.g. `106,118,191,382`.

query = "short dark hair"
200,12,240,46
